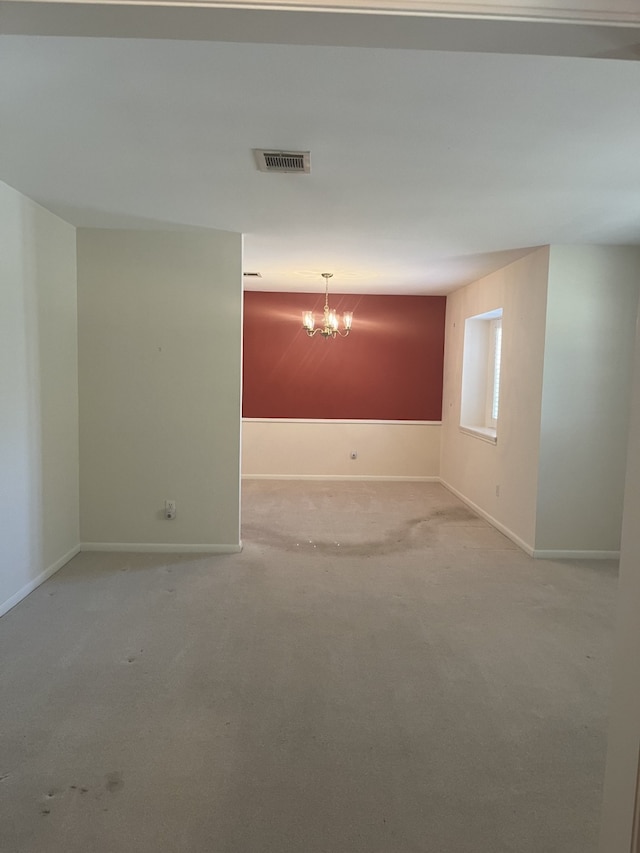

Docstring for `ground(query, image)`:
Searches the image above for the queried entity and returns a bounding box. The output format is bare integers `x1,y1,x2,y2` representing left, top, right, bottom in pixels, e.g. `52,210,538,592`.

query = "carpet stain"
429,506,478,523
105,772,124,793
243,507,477,557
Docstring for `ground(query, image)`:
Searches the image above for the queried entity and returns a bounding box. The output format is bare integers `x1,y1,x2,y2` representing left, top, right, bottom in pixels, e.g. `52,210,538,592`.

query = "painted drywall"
440,248,550,551
0,180,79,615
242,420,441,479
243,292,446,420
77,229,242,549
535,246,640,552
599,301,640,853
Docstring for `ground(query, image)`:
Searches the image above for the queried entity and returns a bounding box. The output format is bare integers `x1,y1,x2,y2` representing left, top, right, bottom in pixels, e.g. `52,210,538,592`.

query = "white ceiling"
1,8,639,294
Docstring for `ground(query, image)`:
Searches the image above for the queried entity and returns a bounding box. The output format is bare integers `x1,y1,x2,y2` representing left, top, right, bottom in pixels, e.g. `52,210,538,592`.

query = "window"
460,309,503,443
488,316,502,427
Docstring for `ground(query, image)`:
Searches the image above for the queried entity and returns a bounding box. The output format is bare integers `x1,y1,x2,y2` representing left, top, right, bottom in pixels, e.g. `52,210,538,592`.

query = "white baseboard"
438,479,536,556
80,542,243,554
242,475,440,482
0,544,81,618
439,480,620,560
532,549,620,560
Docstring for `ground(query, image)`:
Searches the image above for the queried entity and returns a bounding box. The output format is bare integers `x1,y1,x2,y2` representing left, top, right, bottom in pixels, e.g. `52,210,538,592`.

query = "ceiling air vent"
254,149,310,174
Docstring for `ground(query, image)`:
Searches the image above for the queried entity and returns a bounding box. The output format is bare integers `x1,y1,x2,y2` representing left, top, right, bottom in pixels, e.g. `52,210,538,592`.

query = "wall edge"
0,545,81,618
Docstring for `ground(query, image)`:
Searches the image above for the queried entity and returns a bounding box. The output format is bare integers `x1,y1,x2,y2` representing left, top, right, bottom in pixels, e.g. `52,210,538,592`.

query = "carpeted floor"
0,481,617,852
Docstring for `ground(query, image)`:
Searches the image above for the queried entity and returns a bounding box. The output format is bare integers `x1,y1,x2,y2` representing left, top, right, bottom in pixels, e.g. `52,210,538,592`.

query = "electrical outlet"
495,485,500,498
165,499,176,519
350,451,358,460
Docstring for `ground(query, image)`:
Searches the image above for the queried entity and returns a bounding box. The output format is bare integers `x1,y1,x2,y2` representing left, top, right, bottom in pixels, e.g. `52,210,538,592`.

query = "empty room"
2,2,640,851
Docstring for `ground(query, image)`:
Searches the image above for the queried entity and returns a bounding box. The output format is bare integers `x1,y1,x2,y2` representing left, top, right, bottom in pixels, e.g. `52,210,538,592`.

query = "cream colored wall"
0,180,79,616
599,303,640,853
77,229,242,551
440,248,550,553
242,420,440,479
536,246,640,554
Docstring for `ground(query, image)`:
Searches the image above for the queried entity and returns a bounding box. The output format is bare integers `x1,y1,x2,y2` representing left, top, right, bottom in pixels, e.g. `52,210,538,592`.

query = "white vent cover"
254,150,310,174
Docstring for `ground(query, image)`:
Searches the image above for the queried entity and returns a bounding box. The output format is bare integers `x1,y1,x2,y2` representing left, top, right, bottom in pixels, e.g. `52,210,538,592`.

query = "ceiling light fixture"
302,273,353,339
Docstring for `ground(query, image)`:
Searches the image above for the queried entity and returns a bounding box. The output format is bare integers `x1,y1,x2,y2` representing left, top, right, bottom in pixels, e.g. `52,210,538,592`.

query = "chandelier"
302,273,353,338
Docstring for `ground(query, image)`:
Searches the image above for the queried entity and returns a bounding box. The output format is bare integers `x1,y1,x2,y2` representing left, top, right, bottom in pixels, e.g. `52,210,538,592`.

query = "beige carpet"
0,481,617,852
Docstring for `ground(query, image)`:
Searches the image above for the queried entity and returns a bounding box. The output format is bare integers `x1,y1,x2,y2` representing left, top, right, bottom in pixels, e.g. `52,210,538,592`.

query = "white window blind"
491,318,502,423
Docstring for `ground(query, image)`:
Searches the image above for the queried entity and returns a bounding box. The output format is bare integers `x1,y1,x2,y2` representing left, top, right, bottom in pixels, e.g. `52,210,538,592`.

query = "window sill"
459,425,497,445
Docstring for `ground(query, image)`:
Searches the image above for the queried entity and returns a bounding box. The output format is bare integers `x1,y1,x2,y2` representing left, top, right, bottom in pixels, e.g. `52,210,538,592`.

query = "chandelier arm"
303,272,350,340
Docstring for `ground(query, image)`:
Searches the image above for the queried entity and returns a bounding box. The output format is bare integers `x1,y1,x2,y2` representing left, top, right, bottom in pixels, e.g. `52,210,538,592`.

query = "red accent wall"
242,291,446,420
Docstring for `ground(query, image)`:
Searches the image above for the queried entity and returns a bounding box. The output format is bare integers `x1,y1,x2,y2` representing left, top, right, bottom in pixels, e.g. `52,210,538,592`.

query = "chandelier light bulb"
302,273,353,339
